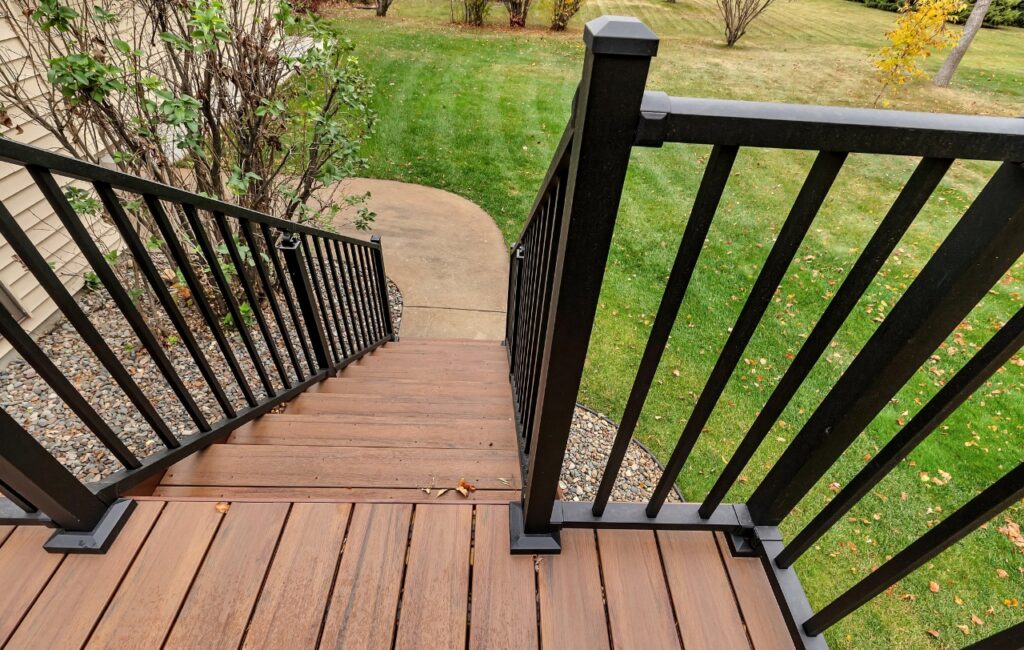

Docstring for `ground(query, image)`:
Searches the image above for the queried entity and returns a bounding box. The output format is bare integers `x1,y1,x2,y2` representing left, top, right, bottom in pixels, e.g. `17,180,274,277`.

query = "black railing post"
0,407,135,553
278,232,332,371
370,235,397,341
509,16,658,553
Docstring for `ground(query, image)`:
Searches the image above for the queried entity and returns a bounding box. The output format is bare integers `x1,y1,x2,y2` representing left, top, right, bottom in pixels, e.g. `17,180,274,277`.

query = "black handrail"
0,138,394,552
505,15,1024,649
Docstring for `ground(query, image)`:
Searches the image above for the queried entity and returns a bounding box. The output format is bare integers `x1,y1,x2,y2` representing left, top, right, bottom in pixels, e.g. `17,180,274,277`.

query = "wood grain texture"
7,502,163,650
394,505,472,650
286,393,513,419
164,502,289,650
227,415,516,449
537,529,610,650
0,527,64,644
0,525,15,546
162,445,520,489
469,505,537,650
320,503,412,650
715,533,795,650
658,531,751,650
87,501,223,649
242,502,351,649
150,486,521,502
598,529,681,650
310,378,510,397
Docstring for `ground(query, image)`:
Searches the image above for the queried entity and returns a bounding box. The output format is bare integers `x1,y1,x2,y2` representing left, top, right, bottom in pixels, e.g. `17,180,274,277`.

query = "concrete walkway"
332,178,509,340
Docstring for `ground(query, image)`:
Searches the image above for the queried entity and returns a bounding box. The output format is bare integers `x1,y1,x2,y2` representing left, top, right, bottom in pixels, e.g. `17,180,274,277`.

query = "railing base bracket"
508,502,561,554
43,498,136,554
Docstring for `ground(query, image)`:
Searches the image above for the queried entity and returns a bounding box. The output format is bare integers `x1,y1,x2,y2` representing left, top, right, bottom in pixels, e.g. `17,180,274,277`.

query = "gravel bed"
387,277,403,333
0,271,404,484
560,405,683,503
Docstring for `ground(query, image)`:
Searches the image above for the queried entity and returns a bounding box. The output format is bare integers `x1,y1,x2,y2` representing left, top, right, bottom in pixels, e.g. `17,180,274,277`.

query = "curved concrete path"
332,178,509,340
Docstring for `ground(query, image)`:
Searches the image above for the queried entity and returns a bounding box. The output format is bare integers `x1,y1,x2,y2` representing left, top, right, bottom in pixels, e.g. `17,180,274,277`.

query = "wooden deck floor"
0,339,794,649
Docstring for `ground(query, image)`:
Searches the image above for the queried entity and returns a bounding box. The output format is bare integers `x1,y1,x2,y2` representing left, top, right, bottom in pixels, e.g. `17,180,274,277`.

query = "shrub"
505,0,532,27
716,0,779,46
847,0,1024,27
550,0,583,30
873,0,962,102
451,0,490,25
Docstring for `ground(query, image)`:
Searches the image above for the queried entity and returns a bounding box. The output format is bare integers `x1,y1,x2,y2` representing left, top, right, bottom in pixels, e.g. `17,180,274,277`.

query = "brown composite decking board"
86,501,223,649
716,533,796,650
227,415,517,449
598,528,683,650
309,377,511,397
242,502,352,648
658,530,752,650
6,501,164,650
320,503,413,650
394,505,473,650
469,505,538,650
149,486,521,502
286,393,514,418
0,526,65,645
164,502,289,650
537,529,611,650
162,444,520,489
0,340,799,648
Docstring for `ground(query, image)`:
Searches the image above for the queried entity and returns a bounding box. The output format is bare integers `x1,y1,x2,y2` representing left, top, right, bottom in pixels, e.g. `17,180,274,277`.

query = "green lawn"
324,1,1024,647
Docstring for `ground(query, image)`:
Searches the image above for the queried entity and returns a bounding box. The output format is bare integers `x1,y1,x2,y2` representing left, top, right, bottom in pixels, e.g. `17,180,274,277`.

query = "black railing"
505,15,1024,648
0,138,393,552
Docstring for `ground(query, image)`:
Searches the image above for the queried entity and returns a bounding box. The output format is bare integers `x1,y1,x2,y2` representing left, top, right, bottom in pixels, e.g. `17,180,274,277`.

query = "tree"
505,0,532,27
376,0,395,16
451,0,490,25
934,0,991,86
873,0,962,103
716,0,778,46
0,0,375,229
550,0,584,30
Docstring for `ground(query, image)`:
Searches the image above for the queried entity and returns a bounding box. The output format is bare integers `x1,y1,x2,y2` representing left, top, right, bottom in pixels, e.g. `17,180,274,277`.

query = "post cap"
584,16,659,57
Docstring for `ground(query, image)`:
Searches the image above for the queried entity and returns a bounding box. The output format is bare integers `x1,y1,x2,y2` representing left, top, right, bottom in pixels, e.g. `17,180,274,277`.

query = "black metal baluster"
94,183,235,419
29,169,211,433
593,144,738,515
312,237,348,360
0,198,180,449
278,232,331,371
963,622,1024,649
803,460,1024,635
347,242,376,348
262,223,317,375
700,156,952,518
344,240,372,348
240,222,304,382
777,304,1024,568
182,204,276,397
647,151,848,516
301,234,342,364
331,240,363,354
748,160,1024,526
369,235,395,340
144,195,258,407
0,301,140,467
356,244,384,341
324,239,357,356
213,212,290,389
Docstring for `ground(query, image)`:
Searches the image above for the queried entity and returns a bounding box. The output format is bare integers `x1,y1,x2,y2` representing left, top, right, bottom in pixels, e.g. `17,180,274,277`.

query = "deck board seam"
389,503,417,650
314,503,357,648
713,531,758,649
236,503,293,649
653,531,687,649
590,528,615,649
80,501,166,649
4,545,66,646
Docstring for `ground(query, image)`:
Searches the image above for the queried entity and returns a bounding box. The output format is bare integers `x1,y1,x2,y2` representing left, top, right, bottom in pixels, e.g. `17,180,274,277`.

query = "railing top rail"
0,138,379,249
637,91,1024,161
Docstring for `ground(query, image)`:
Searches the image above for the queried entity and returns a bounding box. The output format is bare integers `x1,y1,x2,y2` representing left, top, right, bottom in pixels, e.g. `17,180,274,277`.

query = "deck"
0,339,793,649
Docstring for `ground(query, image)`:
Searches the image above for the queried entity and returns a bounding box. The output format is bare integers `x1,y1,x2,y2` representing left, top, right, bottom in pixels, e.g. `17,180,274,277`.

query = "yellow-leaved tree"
873,0,964,104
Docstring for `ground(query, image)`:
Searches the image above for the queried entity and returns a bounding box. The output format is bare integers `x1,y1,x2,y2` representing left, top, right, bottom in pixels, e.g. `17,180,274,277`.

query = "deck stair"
153,338,523,502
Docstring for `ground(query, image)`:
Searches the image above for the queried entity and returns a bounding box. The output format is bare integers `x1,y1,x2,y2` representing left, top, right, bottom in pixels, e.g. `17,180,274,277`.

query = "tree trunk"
934,0,992,87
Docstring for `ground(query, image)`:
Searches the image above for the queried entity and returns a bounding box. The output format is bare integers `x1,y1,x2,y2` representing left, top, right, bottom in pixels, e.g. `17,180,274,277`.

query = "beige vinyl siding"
0,14,119,361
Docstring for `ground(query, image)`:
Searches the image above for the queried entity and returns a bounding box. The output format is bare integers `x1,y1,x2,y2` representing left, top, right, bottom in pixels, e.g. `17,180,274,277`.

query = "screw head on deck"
583,16,659,57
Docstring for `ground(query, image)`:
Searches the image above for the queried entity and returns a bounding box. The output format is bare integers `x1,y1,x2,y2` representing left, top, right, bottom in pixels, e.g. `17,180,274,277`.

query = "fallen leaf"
957,624,971,635
455,478,477,498
996,568,1009,579
971,613,984,626
435,488,450,498
929,581,940,593
215,502,230,514
926,630,940,639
